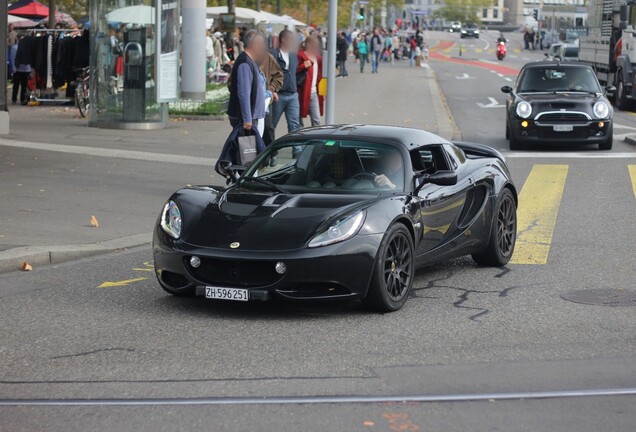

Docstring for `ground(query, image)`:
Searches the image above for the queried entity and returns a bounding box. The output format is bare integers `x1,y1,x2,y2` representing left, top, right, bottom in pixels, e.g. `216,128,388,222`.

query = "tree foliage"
439,0,494,24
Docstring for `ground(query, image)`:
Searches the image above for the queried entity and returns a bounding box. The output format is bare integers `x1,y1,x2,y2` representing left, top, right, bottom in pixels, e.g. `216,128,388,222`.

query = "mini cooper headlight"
461,30,467,34
516,101,532,119
308,211,365,248
593,101,609,119
160,200,182,239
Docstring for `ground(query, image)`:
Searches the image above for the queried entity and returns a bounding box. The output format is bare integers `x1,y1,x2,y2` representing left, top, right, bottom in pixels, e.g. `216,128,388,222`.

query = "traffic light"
532,9,539,20
359,6,365,21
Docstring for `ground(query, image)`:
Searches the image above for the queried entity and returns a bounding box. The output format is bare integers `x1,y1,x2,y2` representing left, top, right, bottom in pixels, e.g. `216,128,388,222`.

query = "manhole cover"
561,289,636,307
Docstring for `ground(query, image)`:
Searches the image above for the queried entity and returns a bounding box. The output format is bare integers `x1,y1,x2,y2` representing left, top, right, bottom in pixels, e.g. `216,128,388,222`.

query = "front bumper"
153,228,383,301
510,118,611,145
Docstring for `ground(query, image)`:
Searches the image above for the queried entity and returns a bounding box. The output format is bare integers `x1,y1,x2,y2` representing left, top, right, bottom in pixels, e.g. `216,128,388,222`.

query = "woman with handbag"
296,36,324,127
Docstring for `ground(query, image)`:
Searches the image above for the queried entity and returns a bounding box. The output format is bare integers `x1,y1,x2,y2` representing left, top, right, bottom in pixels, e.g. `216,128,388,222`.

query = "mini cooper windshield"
241,139,405,194
518,67,601,94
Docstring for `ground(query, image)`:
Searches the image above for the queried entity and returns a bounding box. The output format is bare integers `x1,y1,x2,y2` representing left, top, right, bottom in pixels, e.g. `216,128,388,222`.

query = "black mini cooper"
502,62,614,150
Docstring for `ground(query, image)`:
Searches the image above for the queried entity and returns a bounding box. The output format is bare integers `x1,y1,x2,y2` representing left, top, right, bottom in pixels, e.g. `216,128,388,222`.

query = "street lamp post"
0,0,8,134
325,0,338,124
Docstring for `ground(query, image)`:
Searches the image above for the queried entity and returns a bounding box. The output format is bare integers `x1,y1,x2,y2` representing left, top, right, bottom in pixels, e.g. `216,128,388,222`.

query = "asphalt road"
1,31,636,431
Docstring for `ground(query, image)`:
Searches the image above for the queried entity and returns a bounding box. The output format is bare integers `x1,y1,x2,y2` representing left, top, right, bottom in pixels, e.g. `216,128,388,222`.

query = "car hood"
517,92,606,115
175,187,380,251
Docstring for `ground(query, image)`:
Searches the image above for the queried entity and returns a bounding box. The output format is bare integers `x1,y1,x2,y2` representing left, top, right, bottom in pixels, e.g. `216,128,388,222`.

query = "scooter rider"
497,33,507,45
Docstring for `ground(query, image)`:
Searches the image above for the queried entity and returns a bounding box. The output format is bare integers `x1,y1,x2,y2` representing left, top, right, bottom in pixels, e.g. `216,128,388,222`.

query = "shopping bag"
237,130,259,165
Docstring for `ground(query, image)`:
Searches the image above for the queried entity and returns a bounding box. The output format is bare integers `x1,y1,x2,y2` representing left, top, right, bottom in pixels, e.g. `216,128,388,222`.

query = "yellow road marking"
475,48,483,53
513,48,521,53
98,277,147,288
629,165,636,200
510,165,569,265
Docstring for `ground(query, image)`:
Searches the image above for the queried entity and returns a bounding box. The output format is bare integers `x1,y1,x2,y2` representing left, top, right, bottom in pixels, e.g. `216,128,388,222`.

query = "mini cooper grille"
188,258,281,288
536,112,589,123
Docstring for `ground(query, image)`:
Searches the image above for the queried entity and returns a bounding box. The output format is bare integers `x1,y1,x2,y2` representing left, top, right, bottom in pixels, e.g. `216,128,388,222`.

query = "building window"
483,8,488,18
493,8,499,18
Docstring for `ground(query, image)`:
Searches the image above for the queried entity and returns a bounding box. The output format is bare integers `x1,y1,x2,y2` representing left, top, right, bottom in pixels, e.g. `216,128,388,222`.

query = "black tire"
616,75,631,111
364,224,415,312
509,135,523,150
599,127,613,150
472,188,517,267
76,85,88,118
505,122,510,140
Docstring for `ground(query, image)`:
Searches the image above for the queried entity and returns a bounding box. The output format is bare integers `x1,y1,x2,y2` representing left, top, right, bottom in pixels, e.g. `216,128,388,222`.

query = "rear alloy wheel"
472,189,517,266
364,224,415,312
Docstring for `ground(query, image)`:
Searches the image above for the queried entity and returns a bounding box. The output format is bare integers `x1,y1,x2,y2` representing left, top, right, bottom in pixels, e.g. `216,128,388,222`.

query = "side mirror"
501,86,513,94
219,161,246,183
414,170,458,193
606,85,617,94
544,52,550,58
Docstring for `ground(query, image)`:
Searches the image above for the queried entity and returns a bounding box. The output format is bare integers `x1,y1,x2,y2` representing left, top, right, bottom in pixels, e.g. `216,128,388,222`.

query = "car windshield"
241,139,405,194
517,67,600,93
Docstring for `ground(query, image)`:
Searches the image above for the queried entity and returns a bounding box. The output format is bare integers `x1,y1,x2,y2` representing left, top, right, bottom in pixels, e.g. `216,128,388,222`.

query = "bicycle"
75,67,90,118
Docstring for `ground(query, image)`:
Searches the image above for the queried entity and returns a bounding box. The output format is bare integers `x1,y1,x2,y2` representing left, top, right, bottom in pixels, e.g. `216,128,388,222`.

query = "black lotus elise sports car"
153,125,518,312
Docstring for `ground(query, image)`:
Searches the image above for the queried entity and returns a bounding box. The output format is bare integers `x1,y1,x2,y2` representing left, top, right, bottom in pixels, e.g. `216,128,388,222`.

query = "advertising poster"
157,0,179,102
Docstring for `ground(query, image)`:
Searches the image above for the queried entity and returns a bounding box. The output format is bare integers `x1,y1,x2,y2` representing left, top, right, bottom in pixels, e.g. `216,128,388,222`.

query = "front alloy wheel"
364,224,415,312
472,188,517,266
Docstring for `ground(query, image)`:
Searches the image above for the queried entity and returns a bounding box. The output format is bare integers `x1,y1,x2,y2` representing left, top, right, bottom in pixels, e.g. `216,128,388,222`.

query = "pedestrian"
357,34,369,73
7,24,17,47
260,52,283,146
297,36,324,127
384,30,394,63
227,30,267,136
271,29,301,133
370,29,384,73
336,32,349,77
12,36,31,105
409,36,417,67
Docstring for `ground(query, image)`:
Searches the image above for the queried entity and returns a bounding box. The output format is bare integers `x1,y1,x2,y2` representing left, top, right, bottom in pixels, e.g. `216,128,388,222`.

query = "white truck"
578,0,636,109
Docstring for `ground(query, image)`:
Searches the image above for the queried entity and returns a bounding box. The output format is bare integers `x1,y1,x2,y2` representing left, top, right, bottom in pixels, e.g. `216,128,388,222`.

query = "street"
1,30,636,431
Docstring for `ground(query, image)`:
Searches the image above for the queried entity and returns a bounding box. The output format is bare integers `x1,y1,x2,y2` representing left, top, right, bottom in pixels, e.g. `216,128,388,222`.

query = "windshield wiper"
239,177,289,194
557,89,599,95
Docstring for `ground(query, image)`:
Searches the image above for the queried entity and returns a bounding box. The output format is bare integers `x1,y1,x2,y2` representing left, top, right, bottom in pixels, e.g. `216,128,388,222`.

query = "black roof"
521,61,591,69
279,124,449,148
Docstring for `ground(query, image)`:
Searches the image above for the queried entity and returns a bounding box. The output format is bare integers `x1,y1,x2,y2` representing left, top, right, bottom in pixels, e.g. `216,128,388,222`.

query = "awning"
106,5,155,25
206,7,269,25
8,0,49,19
8,13,37,28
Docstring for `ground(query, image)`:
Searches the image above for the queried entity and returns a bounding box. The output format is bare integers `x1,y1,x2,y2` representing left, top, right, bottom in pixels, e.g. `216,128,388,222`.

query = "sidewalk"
0,60,456,272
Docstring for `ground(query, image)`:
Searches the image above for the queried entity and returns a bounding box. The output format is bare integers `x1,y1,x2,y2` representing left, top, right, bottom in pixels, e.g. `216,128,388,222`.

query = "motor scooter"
496,41,507,61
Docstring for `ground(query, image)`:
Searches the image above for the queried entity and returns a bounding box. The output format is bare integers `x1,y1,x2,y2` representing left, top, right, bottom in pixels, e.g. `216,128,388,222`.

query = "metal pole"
325,0,337,124
49,0,56,29
1,1,8,113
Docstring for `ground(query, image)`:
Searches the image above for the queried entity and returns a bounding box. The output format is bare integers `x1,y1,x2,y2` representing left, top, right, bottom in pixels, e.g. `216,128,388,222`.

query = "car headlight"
308,211,365,248
160,200,182,239
593,101,609,119
516,101,532,119
475,29,480,34
461,30,467,34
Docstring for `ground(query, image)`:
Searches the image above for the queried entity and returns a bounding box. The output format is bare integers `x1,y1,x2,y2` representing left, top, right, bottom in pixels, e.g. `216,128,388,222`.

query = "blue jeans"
272,92,300,133
372,51,380,73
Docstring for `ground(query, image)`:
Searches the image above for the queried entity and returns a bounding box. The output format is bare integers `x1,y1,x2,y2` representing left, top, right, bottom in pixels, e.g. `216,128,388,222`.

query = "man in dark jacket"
336,32,349,77
228,30,267,133
271,29,300,132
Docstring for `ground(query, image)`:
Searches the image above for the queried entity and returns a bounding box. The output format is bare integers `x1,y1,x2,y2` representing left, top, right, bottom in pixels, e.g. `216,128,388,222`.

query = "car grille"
537,128,590,140
188,258,282,288
535,112,589,124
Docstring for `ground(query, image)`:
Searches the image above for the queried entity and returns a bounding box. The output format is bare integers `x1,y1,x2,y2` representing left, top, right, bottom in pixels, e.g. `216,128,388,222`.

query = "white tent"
8,14,37,27
281,15,307,27
106,5,155,25
206,7,269,25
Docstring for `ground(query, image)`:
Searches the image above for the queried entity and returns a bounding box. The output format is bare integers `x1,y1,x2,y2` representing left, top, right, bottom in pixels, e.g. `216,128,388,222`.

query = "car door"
412,145,471,255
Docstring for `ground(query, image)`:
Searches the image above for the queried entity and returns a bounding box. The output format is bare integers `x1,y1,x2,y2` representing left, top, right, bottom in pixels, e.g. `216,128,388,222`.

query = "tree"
56,0,88,18
439,0,494,24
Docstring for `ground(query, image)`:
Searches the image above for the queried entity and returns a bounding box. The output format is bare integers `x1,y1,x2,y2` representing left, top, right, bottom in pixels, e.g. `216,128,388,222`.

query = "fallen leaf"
90,215,99,228
22,261,33,271
362,421,375,427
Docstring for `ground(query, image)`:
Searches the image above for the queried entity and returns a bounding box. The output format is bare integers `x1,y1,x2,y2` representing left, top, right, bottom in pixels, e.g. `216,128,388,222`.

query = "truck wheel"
616,76,631,111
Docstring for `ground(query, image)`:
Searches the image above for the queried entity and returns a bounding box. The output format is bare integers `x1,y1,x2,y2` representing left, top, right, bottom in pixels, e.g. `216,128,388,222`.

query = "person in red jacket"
297,36,324,126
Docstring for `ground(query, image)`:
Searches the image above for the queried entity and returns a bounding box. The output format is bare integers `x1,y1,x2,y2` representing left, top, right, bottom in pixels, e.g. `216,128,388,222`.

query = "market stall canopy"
206,7,269,25
8,0,49,19
281,15,307,27
38,10,78,27
106,5,155,25
8,13,37,27
260,11,291,26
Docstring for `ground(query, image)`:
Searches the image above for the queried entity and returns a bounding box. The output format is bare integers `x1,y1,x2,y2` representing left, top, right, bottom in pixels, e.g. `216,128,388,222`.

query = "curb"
624,134,636,146
423,65,462,141
0,233,151,274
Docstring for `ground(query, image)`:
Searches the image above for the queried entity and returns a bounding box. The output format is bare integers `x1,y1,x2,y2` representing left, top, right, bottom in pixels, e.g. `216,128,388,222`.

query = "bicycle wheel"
76,83,88,118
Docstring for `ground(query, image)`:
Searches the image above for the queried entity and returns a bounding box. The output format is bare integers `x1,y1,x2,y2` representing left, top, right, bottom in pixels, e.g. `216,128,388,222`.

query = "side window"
410,146,450,174
447,144,465,169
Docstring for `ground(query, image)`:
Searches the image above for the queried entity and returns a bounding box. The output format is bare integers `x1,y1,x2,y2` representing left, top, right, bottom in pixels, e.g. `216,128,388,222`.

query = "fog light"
521,120,529,128
275,262,287,275
598,121,605,128
190,256,201,268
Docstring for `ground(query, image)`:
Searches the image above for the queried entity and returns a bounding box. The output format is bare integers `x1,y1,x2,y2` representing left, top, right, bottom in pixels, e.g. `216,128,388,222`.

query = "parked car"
449,21,462,32
556,44,579,62
502,62,614,150
461,24,480,38
153,125,518,312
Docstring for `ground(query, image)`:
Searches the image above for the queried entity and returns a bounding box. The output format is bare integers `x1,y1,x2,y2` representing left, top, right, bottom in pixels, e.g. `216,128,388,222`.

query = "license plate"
553,124,574,132
205,286,249,301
